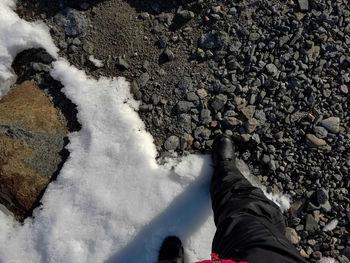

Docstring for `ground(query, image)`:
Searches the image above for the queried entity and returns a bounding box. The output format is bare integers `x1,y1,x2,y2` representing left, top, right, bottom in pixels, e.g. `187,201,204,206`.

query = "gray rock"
266,63,278,76
62,8,88,37
162,48,175,61
164,136,179,151
178,114,192,133
200,109,212,124
305,214,318,231
320,117,340,133
177,101,193,113
137,73,150,87
337,255,350,263
31,62,51,73
314,126,328,139
199,31,228,50
211,94,227,111
186,92,199,102
340,84,349,94
116,57,129,70
285,227,300,244
297,0,309,11
177,10,195,20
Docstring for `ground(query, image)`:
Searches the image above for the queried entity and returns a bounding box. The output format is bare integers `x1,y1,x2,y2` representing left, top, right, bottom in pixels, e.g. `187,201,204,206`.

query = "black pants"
211,160,307,263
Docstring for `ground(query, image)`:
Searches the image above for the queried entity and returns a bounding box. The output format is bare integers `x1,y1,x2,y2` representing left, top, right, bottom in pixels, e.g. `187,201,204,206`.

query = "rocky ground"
1,0,349,261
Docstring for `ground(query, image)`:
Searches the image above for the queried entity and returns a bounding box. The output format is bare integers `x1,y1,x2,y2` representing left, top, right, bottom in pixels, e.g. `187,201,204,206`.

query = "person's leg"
211,135,306,263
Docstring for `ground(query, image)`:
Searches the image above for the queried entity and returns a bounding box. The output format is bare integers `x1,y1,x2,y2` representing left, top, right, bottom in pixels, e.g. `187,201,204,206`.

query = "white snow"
0,0,58,99
88,55,104,68
0,1,293,263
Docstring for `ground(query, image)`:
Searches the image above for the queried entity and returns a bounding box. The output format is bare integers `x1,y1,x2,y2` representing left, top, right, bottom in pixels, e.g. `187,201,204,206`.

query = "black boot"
211,134,236,167
158,236,184,263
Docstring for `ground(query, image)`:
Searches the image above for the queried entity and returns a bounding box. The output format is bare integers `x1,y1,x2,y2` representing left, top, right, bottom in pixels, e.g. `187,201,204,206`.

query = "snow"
88,55,104,68
0,0,58,99
0,1,292,263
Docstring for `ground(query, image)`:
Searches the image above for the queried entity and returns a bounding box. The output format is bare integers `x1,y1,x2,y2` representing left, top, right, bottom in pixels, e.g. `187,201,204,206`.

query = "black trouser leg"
210,160,307,263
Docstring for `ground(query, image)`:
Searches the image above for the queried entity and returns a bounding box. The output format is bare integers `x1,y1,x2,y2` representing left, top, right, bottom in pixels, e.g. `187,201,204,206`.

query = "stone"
211,94,227,111
196,88,207,98
305,214,319,231
266,63,278,76
0,82,68,219
162,48,175,61
186,92,199,102
240,105,256,120
116,56,129,70
297,0,309,11
340,85,349,94
285,227,300,244
200,109,212,124
137,73,150,87
306,134,327,148
176,101,193,113
164,135,180,151
178,114,192,133
314,126,328,139
320,117,340,133
62,8,88,37
307,45,320,62
177,10,195,20
246,118,259,134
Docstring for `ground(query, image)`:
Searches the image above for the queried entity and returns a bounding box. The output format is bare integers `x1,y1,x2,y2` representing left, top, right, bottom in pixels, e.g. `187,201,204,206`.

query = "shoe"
158,236,184,263
211,134,236,167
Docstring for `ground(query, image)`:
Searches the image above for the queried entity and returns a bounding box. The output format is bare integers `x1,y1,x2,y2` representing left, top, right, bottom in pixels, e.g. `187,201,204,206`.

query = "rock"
211,94,227,111
285,227,300,244
176,101,193,113
246,118,259,133
323,219,339,231
0,82,68,219
62,8,88,37
240,105,256,120
200,109,212,124
197,88,207,98
340,85,349,94
137,73,150,87
320,117,340,133
164,135,179,151
314,126,328,139
186,92,199,102
31,62,51,73
266,63,278,76
307,45,320,62
297,0,309,11
178,114,192,133
305,214,319,231
177,10,195,20
116,56,129,70
306,134,327,148
199,31,228,50
162,48,175,61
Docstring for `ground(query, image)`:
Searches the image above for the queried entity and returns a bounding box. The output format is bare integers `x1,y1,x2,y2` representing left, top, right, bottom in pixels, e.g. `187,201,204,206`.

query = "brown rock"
240,105,256,120
285,227,300,244
306,134,327,148
0,81,68,220
0,136,49,211
0,81,66,135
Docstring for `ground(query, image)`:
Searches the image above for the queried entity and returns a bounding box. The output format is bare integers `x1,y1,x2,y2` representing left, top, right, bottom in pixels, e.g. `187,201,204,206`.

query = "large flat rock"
0,81,68,220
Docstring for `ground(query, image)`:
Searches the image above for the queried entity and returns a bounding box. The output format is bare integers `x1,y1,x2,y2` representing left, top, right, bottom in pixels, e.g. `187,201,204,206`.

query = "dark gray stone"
200,109,212,124
211,94,227,111
305,214,318,231
116,57,129,70
314,126,328,139
320,117,340,133
164,135,179,151
297,0,309,11
177,101,193,113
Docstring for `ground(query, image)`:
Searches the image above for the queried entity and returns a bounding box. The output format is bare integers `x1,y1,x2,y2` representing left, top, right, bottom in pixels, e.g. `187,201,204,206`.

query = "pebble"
305,214,319,231
266,63,278,76
137,73,150,87
298,0,309,11
285,227,300,244
314,126,328,139
177,10,195,20
162,48,175,61
176,101,193,113
320,117,340,133
115,56,129,70
164,135,179,151
246,118,259,134
340,85,349,94
200,109,212,124
211,94,227,111
306,134,327,148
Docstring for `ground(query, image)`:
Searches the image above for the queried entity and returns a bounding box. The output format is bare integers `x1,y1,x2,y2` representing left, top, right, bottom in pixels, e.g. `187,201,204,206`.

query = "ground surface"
3,0,350,262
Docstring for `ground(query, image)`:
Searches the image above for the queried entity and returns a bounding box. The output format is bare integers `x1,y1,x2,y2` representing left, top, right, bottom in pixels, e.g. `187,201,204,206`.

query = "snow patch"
0,0,58,98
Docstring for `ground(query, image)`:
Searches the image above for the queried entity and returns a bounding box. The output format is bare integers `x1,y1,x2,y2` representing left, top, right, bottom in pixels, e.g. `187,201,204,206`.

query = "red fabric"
194,253,249,263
